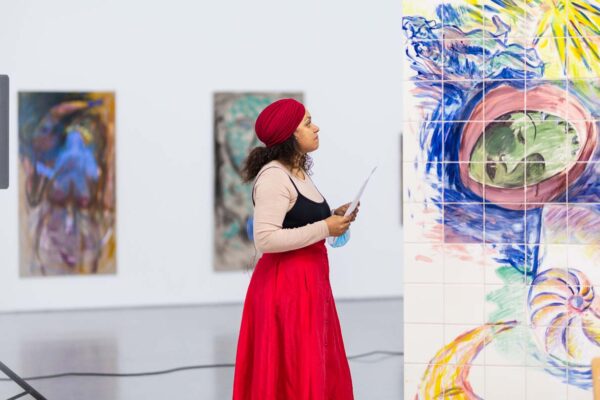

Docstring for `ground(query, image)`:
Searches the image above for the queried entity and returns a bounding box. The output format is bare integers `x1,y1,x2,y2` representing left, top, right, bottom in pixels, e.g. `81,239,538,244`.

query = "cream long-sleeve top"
252,160,332,253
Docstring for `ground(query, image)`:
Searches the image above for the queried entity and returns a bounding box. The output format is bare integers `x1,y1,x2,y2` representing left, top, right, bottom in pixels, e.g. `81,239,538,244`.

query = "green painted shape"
468,111,579,188
486,266,533,363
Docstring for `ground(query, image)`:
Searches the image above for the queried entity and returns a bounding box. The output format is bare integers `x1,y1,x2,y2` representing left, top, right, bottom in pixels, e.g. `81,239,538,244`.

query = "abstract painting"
403,1,600,398
213,92,303,271
19,92,116,277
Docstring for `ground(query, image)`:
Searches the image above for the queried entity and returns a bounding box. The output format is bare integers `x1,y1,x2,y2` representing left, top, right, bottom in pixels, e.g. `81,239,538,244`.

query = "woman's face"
293,110,320,154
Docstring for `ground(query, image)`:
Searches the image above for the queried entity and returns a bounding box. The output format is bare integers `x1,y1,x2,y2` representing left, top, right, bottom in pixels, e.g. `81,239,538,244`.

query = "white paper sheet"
344,166,377,217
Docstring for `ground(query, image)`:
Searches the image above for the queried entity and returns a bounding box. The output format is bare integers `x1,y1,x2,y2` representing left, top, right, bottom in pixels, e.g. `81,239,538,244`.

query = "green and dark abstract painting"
213,92,303,271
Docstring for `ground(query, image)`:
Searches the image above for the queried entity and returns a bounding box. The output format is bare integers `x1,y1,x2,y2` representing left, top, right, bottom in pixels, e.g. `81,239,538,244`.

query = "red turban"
255,98,306,147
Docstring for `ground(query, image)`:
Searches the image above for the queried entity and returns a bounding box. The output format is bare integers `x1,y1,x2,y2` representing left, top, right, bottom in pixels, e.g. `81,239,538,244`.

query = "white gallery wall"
0,0,403,312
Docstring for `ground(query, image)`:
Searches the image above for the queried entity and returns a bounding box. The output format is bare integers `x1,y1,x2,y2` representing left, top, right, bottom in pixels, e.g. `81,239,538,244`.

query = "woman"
232,98,358,399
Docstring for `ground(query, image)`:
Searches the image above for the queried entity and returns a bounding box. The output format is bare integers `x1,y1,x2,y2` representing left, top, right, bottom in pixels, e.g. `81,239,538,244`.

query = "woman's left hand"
334,202,360,222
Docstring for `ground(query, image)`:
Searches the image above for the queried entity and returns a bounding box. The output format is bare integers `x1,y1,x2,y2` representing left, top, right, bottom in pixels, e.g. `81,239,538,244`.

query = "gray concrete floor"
0,298,403,400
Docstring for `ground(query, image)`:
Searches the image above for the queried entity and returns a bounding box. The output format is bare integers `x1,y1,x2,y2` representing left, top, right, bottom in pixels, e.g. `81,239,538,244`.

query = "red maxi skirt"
232,239,354,400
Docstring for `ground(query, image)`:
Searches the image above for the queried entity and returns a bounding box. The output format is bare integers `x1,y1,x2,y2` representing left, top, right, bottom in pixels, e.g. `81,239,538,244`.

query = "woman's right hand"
325,215,352,236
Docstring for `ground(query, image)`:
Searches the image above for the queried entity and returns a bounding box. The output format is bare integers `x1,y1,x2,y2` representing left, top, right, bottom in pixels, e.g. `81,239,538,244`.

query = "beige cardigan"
252,160,331,253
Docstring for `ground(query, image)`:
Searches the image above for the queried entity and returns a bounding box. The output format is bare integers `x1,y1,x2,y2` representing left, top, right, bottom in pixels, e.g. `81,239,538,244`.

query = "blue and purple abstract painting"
19,92,116,277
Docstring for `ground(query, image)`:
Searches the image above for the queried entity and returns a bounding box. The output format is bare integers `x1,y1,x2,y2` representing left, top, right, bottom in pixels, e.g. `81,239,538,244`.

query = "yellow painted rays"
465,0,600,77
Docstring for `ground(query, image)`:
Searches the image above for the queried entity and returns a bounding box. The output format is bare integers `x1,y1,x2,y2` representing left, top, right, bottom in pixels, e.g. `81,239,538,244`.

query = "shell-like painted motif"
528,268,600,364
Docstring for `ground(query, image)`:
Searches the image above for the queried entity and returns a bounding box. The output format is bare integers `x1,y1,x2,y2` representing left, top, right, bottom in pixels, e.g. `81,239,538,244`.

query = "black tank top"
252,167,331,229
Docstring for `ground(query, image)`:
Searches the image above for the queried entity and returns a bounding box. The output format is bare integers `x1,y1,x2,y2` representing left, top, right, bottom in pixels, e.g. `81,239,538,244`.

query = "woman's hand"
334,202,360,222
325,215,352,236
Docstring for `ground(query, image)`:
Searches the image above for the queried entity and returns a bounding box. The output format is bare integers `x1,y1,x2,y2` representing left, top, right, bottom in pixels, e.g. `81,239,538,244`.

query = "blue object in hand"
327,229,351,248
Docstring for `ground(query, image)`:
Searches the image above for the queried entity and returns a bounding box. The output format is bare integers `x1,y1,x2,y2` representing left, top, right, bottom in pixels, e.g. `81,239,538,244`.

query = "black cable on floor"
0,350,403,382
347,350,403,360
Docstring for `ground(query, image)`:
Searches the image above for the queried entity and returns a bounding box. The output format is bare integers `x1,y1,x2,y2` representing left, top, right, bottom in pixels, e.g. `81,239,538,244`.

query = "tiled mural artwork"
402,1,600,399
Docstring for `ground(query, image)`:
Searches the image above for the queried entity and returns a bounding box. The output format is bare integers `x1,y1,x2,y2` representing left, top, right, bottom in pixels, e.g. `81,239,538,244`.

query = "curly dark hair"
241,135,313,183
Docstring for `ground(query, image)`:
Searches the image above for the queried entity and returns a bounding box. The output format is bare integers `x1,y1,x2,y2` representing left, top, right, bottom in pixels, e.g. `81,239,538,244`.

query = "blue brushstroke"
40,130,100,200
542,356,593,391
